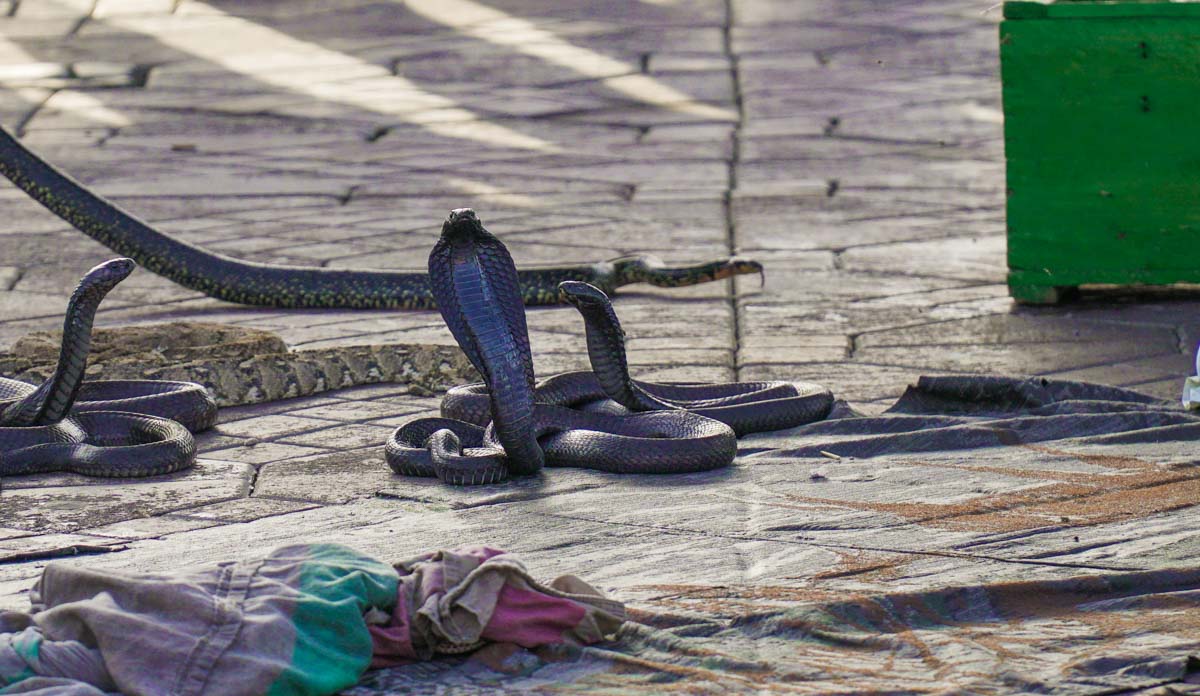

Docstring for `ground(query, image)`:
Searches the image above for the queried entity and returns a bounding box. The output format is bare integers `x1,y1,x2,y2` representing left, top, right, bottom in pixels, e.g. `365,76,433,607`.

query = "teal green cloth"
2,544,398,696
267,544,398,696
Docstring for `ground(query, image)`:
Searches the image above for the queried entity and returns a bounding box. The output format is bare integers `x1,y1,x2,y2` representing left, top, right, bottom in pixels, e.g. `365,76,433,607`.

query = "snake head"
441,208,485,246
726,257,765,287
558,281,625,338
84,257,136,290
558,280,609,308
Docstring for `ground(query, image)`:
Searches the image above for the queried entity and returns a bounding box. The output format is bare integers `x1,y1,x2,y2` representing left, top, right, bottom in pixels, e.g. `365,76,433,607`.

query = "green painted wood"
1007,2,1200,21
1004,3,1050,19
1001,3,1200,302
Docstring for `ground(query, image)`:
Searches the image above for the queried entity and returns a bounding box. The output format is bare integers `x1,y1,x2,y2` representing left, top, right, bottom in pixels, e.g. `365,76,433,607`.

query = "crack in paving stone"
128,63,154,88
374,491,454,506
337,185,359,206
245,466,261,496
738,359,977,376
761,231,1003,256
13,91,50,137
845,333,859,359
364,125,391,142
65,7,94,39
0,544,125,565
94,128,119,147
377,483,610,510
723,0,744,377
838,205,1003,225
838,281,1000,304
1,268,22,291
822,133,953,148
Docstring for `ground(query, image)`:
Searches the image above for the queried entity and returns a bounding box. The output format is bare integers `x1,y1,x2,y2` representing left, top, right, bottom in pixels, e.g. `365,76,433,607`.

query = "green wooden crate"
1001,0,1200,303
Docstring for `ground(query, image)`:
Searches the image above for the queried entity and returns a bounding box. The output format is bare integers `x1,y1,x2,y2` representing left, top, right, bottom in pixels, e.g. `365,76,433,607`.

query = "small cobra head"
81,257,136,293
558,280,609,309
558,281,624,338
440,208,485,246
1,257,137,427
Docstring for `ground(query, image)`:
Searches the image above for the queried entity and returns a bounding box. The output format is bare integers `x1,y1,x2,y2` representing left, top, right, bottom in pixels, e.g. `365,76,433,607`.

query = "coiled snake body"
0,259,216,482
0,124,761,309
386,211,833,485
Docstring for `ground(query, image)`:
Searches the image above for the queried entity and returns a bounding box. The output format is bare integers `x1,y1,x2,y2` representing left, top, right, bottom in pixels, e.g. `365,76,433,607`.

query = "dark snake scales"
0,124,761,309
386,211,833,485
0,259,216,483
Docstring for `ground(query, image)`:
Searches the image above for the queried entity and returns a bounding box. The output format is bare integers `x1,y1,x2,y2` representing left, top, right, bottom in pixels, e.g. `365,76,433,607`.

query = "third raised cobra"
441,281,833,437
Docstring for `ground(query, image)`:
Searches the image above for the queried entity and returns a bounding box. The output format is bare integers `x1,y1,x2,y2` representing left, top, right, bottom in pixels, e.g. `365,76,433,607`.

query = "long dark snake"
0,259,216,484
386,210,833,485
0,124,761,309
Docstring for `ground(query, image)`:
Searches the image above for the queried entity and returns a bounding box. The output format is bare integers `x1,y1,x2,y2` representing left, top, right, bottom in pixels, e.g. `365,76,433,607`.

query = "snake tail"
1,258,135,426
0,124,763,309
428,209,543,476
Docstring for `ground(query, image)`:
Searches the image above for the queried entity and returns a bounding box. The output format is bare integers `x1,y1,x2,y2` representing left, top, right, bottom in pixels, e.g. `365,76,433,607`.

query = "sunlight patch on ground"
444,176,541,209
51,0,556,151
0,35,132,128
401,0,737,121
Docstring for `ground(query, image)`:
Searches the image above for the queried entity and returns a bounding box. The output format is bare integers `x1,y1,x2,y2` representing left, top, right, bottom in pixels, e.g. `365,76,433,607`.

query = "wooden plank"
1001,12,1200,293
1006,2,1200,21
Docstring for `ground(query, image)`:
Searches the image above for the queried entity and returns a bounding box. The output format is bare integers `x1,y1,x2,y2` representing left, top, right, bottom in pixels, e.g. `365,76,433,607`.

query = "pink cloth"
369,547,624,668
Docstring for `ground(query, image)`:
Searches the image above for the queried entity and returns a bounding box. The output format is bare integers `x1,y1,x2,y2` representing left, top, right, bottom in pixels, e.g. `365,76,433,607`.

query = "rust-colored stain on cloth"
783,443,1200,533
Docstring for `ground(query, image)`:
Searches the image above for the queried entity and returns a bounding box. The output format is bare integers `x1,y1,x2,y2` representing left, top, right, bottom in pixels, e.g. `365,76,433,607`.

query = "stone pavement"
0,0,1198,688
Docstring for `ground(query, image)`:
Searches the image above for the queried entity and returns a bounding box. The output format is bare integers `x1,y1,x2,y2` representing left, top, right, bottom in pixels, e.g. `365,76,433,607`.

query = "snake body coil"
0,259,216,482
0,125,761,309
386,212,832,485
441,281,833,437
387,211,740,484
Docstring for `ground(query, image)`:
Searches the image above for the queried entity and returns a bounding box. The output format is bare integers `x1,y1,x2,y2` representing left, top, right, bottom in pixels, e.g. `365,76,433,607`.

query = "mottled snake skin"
0,124,762,309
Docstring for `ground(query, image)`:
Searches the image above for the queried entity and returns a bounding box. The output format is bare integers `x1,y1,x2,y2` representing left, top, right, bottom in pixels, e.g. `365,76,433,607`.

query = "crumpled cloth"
0,544,624,696
0,543,398,696
369,546,625,667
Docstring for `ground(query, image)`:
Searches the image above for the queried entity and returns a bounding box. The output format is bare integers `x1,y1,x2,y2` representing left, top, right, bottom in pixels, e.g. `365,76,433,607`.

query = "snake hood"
1,257,135,427
428,209,543,475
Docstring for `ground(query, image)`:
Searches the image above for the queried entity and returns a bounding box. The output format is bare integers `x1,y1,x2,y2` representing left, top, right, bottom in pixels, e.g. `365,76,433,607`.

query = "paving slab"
0,0,1198,693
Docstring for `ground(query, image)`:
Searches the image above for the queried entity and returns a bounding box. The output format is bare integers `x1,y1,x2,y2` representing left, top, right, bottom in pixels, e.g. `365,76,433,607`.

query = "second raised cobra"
0,124,761,309
0,259,216,482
